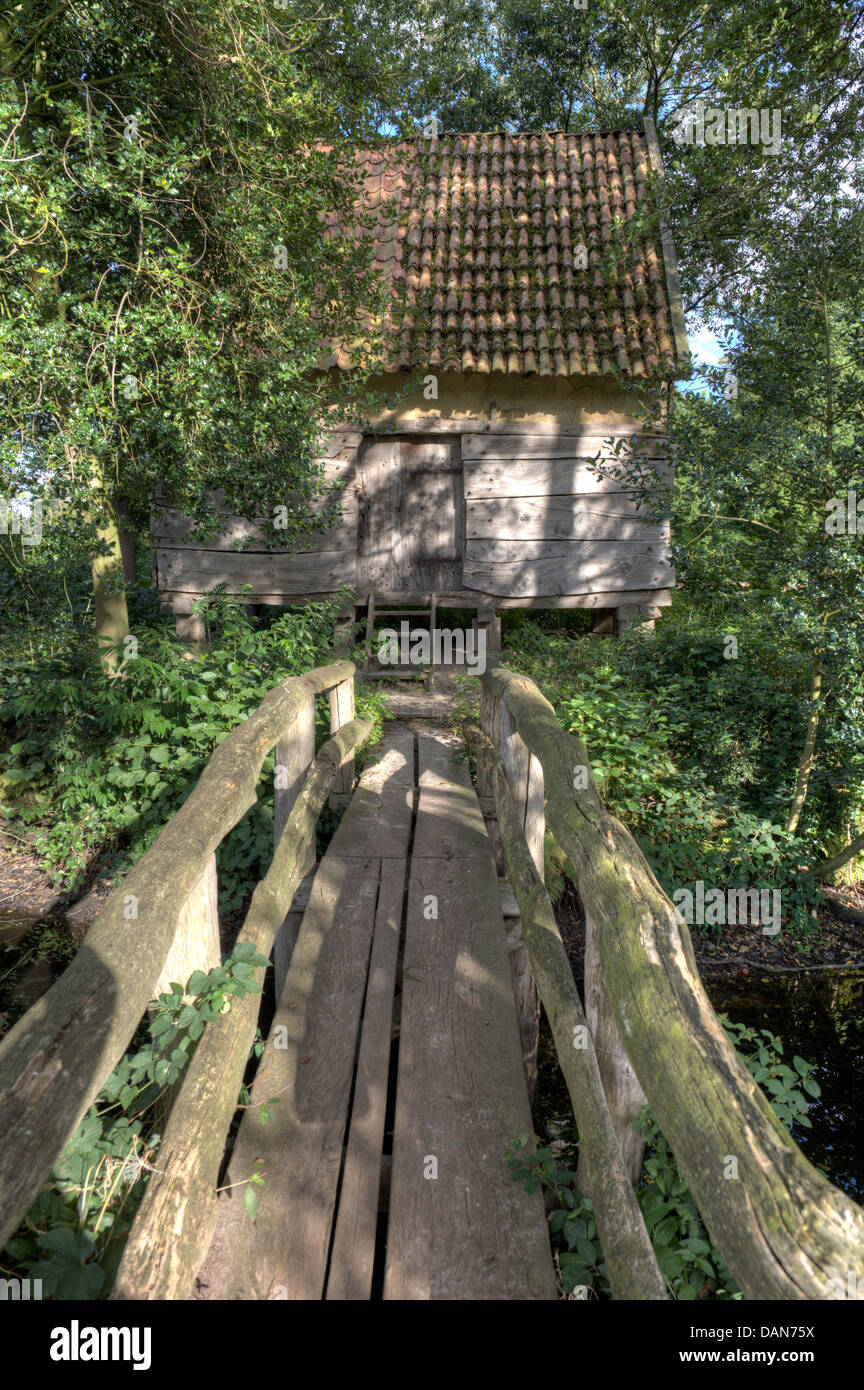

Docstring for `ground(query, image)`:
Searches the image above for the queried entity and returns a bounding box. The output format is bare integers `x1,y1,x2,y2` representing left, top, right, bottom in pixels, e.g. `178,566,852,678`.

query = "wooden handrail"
481,664,864,1300
0,660,356,1249
111,716,374,1301
495,767,667,1301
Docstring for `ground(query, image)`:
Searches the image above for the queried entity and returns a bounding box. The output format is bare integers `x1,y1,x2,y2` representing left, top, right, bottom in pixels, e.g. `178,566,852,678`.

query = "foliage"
671,204,864,830
508,1020,819,1299
0,0,388,545
503,614,841,934
0,593,384,909
354,0,864,342
1,946,268,1298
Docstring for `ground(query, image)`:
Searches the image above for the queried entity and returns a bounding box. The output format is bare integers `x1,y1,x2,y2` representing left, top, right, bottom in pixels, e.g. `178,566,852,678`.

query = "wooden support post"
333,606,356,659
172,595,207,648
616,602,661,635
175,611,206,645
498,701,542,1102
477,685,502,871
591,609,616,636
273,691,316,997
477,684,499,801
577,911,648,1192
476,604,502,659
154,853,220,1001
328,676,356,808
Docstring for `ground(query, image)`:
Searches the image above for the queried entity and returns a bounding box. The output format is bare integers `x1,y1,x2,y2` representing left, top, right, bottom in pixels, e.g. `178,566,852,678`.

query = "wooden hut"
154,121,689,644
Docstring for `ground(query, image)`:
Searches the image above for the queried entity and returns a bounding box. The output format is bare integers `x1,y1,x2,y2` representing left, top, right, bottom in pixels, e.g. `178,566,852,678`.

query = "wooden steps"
194,727,555,1301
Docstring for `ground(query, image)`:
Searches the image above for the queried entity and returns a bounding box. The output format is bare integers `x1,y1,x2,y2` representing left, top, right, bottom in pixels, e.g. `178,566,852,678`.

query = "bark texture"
482,664,864,1300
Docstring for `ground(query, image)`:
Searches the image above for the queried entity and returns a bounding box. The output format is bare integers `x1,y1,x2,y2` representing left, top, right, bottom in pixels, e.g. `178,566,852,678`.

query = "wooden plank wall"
462,430,674,599
152,424,674,608
356,436,463,594
152,430,362,600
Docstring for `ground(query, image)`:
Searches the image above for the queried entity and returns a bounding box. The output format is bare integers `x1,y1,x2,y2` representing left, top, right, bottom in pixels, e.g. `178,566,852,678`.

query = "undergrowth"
502,607,864,936
0,591,387,913
508,1019,823,1300
0,946,271,1298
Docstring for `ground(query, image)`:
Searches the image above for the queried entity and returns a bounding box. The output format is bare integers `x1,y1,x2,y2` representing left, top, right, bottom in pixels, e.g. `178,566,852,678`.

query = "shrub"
0,592,383,910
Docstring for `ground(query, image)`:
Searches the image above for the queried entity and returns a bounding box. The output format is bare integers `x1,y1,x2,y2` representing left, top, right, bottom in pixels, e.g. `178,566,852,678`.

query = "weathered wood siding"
153,422,674,610
152,430,362,600
356,435,463,592
461,430,673,598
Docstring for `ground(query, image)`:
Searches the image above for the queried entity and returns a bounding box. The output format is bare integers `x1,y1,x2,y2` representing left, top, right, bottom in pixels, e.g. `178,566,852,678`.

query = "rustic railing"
478,664,864,1302
0,660,371,1274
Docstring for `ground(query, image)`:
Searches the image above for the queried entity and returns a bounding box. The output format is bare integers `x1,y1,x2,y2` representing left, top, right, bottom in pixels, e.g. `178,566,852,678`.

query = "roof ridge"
351,127,647,149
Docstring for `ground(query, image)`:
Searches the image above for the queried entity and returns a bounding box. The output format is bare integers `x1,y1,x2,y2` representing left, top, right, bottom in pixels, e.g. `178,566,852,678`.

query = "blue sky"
679,323,731,398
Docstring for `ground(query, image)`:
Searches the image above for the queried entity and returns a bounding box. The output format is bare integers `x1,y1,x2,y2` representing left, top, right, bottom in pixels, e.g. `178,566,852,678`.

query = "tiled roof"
334,130,682,380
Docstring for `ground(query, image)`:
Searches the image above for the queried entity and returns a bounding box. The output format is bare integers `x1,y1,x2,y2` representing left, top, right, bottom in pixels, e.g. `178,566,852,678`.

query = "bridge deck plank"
383,736,556,1300
195,729,555,1301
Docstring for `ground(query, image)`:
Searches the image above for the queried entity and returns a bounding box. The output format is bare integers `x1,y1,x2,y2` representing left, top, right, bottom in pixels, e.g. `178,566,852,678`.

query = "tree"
387,0,864,325
1,0,387,667
672,202,864,855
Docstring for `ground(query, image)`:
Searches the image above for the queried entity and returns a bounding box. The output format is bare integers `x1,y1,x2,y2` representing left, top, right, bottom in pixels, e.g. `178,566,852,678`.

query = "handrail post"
273,690,317,996
497,699,542,1101
154,853,220,1001
477,683,500,804
577,911,648,1192
328,674,356,808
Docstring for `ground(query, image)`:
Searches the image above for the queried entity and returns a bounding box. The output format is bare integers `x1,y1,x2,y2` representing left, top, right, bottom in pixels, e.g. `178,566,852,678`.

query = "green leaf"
653,1214,679,1247
655,1247,684,1281
37,1226,80,1257
574,1236,596,1265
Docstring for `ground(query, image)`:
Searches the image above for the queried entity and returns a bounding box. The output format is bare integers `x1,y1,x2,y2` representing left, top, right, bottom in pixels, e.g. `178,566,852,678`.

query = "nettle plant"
1,945,268,1299
508,1020,821,1300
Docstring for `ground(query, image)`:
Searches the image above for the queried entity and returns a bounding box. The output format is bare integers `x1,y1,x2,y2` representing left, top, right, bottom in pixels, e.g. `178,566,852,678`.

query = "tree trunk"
808,825,864,882
89,466,131,672
786,654,823,833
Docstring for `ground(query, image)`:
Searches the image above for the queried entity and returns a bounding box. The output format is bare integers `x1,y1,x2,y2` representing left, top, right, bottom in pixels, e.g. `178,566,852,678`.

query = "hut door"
356,435,463,594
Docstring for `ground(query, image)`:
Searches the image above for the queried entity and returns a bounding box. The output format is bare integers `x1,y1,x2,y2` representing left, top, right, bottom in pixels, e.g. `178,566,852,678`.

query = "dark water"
0,913,67,1025
536,969,864,1200
708,971,864,1198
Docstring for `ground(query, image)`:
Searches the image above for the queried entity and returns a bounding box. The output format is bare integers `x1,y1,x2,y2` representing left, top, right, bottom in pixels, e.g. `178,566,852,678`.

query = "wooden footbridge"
1,659,863,1301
